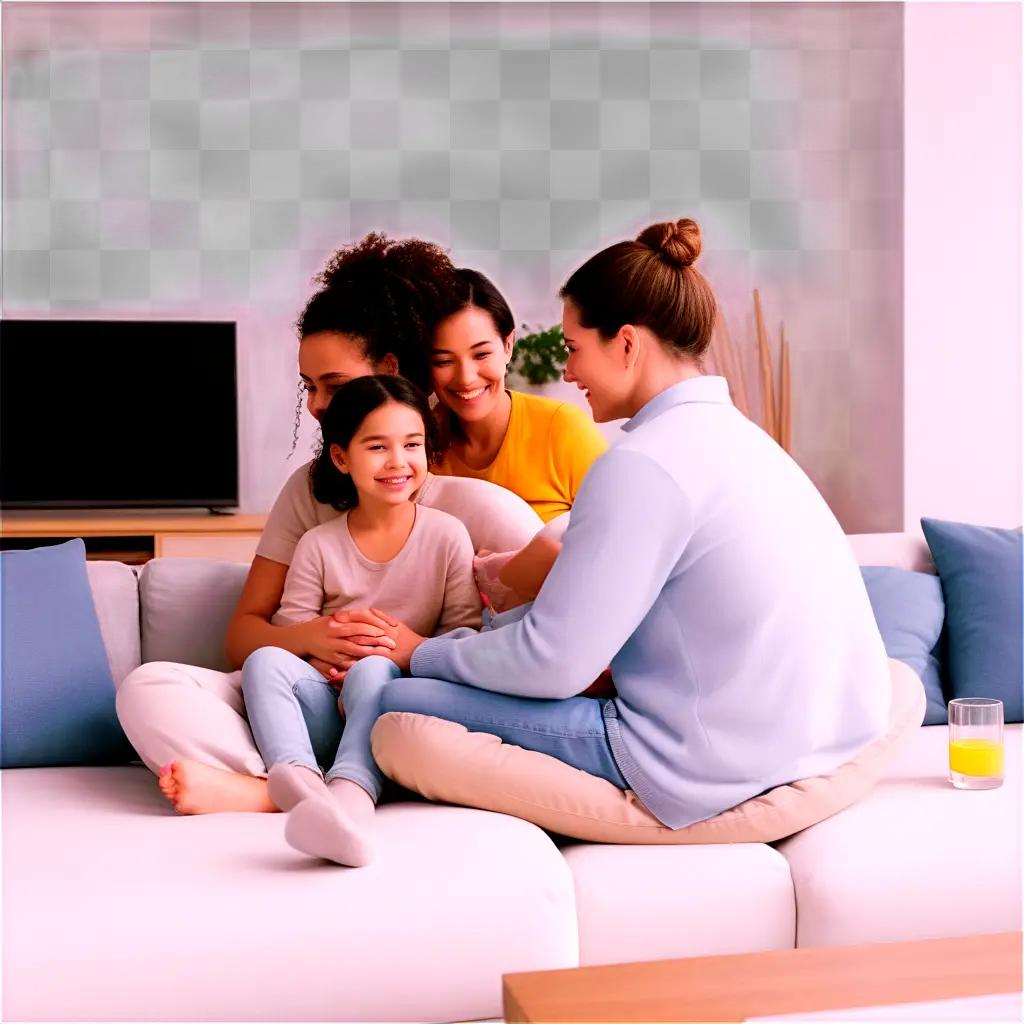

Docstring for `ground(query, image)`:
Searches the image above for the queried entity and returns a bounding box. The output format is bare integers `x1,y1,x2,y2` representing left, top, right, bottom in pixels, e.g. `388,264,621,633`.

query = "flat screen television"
1,319,238,510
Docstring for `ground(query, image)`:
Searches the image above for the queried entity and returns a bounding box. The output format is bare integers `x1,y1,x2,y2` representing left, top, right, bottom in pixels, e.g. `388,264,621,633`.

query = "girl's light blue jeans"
242,642,627,803
242,647,401,802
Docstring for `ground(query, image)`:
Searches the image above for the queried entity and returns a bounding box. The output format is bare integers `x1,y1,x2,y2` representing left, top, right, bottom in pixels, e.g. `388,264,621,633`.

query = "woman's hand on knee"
367,609,424,672
295,613,397,668
331,608,399,655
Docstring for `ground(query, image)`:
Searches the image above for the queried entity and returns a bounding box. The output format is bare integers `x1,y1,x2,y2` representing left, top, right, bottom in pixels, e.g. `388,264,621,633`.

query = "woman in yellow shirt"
430,268,608,523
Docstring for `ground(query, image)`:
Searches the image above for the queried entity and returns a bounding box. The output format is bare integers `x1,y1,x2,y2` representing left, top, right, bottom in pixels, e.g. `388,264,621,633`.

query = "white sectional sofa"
2,534,1020,1022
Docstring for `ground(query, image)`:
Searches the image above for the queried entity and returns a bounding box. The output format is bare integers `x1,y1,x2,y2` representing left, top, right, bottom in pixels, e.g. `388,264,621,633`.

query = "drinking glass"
948,698,1004,790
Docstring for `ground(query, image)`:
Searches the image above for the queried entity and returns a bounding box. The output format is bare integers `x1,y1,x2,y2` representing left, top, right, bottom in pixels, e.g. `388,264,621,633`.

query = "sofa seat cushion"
1,766,578,1023
776,723,1022,948
371,660,924,845
560,842,795,966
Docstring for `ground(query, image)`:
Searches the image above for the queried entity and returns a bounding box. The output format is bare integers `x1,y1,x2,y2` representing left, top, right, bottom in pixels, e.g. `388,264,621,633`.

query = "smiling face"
299,331,397,422
330,400,429,507
561,300,633,422
430,306,513,424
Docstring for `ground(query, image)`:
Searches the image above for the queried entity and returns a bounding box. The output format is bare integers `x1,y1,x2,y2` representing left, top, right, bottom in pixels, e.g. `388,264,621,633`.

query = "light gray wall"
3,2,903,530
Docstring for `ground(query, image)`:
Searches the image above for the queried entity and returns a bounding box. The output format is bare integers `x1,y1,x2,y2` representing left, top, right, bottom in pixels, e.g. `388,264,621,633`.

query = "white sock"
283,779,376,867
267,763,325,812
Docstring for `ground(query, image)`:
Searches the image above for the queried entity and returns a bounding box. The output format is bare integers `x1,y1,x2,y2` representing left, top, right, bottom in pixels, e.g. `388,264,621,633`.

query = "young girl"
241,374,482,866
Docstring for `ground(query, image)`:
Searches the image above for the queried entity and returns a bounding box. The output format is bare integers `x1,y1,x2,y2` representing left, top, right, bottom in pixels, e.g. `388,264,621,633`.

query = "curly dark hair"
310,374,444,512
297,232,460,395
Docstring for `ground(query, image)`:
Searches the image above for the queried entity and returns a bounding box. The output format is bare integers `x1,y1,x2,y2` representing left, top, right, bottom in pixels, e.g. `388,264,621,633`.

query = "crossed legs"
243,649,400,866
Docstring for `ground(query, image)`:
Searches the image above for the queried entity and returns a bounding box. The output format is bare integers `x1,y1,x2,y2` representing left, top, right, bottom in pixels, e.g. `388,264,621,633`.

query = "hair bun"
637,218,701,269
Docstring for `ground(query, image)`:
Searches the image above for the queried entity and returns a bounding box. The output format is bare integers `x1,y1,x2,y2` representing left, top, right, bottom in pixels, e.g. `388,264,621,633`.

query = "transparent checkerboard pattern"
3,2,903,531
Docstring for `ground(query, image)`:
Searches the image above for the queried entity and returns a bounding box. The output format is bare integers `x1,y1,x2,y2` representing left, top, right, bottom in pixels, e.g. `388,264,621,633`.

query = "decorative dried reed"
708,290,793,453
754,288,778,442
713,313,750,419
778,327,792,453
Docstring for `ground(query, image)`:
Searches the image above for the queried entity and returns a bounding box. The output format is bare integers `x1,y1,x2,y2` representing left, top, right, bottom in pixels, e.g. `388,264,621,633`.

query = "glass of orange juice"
948,698,1004,790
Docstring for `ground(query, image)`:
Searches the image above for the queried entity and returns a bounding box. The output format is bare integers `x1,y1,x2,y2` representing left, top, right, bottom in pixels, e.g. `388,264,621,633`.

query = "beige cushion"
372,659,925,844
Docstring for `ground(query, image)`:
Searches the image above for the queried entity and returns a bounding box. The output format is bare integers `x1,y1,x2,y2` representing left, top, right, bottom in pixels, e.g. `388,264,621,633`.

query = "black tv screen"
1,319,238,509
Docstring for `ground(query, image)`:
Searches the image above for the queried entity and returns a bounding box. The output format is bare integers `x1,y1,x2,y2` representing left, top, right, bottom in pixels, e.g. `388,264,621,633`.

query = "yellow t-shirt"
435,390,607,523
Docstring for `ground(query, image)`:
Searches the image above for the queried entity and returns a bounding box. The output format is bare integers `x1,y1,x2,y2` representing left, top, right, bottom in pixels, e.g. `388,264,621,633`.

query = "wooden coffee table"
503,932,1022,1022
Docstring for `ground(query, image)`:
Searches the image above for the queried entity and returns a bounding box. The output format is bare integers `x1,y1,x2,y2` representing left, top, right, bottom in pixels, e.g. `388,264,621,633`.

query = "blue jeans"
242,648,401,802
378,677,628,788
373,599,627,787
242,644,628,799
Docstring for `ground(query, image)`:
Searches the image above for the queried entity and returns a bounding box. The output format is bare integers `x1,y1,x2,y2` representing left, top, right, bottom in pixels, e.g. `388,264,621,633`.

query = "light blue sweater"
411,376,890,828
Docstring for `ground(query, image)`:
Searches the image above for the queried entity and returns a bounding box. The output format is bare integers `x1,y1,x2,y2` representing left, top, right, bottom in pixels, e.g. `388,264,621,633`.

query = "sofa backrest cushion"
860,566,947,725
921,518,1023,723
1,539,136,767
131,532,938,677
86,560,142,686
140,558,248,671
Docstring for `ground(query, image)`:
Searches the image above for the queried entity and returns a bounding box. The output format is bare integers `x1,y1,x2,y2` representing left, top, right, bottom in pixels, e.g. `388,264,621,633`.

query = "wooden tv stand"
0,510,266,564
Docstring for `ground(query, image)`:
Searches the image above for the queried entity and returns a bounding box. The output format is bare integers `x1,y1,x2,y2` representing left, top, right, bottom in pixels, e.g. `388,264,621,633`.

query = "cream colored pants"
116,662,267,777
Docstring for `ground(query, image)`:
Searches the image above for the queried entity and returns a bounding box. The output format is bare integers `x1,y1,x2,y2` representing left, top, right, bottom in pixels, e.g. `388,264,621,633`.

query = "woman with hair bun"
368,217,891,837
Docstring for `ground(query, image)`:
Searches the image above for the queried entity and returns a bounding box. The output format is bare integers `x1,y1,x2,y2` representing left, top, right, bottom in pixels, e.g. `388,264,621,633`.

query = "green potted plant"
508,323,567,388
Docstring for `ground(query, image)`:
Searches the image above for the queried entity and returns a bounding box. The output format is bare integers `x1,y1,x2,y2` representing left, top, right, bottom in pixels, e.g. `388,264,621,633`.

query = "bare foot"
158,760,278,815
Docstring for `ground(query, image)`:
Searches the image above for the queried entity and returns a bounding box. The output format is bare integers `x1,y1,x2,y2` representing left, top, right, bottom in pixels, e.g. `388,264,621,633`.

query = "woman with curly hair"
117,233,542,815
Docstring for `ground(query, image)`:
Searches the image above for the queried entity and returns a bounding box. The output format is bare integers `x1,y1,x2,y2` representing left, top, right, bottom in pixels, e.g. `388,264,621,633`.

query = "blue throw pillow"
0,539,135,767
921,518,1023,723
860,566,947,726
